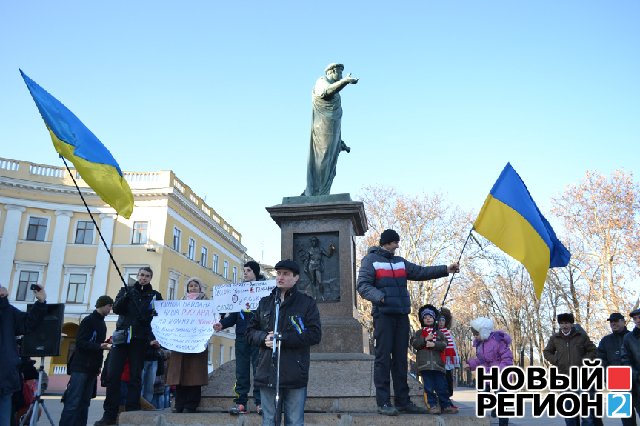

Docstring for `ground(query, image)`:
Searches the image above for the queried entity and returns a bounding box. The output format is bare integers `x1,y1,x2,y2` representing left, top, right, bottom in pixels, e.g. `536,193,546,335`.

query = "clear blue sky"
1,1,638,265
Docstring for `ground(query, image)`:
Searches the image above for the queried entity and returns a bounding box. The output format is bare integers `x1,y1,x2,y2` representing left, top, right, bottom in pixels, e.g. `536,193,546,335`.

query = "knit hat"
418,304,439,323
557,313,575,323
379,229,400,245
244,261,261,279
630,308,640,318
95,295,114,308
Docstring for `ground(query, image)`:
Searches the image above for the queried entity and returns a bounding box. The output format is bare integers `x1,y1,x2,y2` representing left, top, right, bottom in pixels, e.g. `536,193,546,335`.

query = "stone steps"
118,410,489,426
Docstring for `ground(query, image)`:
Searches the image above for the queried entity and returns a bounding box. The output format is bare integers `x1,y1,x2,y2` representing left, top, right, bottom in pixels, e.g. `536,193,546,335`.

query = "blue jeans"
260,387,306,426
234,337,261,405
141,360,157,402
59,372,97,426
0,392,11,426
421,370,452,408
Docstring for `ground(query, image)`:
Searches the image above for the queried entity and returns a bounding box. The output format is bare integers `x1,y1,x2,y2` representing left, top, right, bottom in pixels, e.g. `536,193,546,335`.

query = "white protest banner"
151,300,217,353
213,279,276,312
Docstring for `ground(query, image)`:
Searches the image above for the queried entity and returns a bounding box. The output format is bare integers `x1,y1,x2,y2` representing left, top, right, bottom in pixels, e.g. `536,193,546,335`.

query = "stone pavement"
35,388,633,425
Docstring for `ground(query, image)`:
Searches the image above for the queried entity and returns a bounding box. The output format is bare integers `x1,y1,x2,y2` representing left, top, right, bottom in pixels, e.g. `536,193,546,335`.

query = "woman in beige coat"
165,278,209,413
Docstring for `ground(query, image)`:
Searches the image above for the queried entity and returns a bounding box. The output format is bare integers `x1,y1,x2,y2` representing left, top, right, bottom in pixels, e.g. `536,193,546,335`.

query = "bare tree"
551,169,640,335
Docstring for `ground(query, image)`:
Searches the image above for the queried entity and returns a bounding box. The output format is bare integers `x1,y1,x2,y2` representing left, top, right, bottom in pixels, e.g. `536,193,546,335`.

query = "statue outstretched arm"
322,74,359,98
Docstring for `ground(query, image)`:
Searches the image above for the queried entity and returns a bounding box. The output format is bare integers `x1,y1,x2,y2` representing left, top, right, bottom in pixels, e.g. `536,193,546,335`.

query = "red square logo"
607,366,632,391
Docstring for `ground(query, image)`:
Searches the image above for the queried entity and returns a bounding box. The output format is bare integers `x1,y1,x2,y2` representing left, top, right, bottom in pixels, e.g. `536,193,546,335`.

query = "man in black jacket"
60,295,113,426
357,229,459,416
246,259,321,426
622,308,640,422
598,312,634,426
214,261,263,415
95,267,163,426
0,284,47,426
598,313,631,368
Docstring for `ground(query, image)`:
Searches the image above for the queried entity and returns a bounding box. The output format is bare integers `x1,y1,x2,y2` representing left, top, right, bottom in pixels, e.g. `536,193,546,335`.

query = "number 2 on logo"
607,393,632,418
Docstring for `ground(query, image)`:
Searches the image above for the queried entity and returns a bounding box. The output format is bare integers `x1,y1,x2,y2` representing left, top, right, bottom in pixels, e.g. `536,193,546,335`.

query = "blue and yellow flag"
20,70,134,218
473,163,570,298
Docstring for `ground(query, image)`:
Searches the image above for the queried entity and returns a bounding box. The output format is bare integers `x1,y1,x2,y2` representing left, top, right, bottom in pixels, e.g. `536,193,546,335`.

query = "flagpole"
440,228,473,307
61,156,128,289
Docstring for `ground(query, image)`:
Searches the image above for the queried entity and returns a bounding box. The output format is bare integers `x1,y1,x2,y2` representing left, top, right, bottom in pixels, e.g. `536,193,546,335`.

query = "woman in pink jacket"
465,317,513,426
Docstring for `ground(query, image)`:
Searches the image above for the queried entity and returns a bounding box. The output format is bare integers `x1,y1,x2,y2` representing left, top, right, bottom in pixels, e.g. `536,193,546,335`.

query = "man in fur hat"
543,312,597,426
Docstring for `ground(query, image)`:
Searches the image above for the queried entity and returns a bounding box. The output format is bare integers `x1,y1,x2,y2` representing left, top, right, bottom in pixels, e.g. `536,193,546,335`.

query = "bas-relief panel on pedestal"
293,232,340,303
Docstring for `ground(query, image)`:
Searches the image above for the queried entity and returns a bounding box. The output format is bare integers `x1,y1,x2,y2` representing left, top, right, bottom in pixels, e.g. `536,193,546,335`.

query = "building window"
200,247,208,267
168,278,177,300
131,221,148,244
26,217,48,241
223,261,229,279
66,274,87,303
187,238,196,260
219,344,225,365
232,266,238,283
172,227,181,251
213,254,219,274
230,346,234,361
74,220,94,244
16,271,39,302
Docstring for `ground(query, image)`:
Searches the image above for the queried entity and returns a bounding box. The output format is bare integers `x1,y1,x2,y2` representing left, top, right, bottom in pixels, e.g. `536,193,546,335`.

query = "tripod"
19,357,55,426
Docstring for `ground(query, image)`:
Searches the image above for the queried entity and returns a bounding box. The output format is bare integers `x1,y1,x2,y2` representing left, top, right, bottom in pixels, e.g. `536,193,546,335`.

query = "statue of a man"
304,63,358,196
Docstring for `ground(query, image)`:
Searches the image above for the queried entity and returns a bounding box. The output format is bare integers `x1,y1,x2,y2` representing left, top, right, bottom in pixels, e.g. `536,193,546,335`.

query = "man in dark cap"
357,229,460,416
599,312,635,425
622,308,640,421
246,260,321,425
60,295,113,426
544,312,597,426
214,261,264,415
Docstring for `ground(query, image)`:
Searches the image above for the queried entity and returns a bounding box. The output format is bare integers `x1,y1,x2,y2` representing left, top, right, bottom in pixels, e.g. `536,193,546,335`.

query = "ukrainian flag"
474,163,570,298
20,70,134,218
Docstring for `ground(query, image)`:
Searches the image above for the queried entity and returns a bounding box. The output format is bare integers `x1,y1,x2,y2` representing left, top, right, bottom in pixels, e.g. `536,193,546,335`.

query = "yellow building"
0,156,246,379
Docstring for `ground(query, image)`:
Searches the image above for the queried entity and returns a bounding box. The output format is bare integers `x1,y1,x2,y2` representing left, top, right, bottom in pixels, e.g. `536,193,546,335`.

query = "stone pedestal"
265,194,367,354
202,193,425,413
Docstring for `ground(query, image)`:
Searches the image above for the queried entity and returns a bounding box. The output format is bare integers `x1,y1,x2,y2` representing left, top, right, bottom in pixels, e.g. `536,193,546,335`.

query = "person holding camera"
60,295,113,426
95,267,163,426
0,284,47,426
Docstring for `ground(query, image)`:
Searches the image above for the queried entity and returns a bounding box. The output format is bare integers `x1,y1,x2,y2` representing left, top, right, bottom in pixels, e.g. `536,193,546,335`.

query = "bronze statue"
304,63,358,196
299,236,335,301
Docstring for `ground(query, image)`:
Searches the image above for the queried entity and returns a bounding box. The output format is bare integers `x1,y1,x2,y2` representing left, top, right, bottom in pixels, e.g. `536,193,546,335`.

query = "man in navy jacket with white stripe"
357,229,459,416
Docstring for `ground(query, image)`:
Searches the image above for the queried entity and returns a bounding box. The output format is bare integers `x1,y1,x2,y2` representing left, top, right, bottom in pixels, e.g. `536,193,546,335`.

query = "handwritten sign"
213,280,276,312
151,300,217,353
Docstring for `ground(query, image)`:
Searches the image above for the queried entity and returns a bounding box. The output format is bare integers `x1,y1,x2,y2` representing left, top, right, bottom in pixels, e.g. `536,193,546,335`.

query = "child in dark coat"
412,304,458,414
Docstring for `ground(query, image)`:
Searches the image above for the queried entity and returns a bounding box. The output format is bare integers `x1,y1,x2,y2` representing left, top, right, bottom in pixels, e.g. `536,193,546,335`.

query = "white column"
45,210,73,303
0,205,25,287
91,213,116,306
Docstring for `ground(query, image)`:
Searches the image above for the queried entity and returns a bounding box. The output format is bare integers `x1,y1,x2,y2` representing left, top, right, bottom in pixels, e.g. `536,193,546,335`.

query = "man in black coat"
0,284,47,426
60,295,113,426
622,308,640,423
95,267,163,426
598,312,634,426
246,259,321,426
598,313,631,367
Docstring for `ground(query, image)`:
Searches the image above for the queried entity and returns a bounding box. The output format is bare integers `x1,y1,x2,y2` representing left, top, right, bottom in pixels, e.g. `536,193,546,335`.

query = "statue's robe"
305,76,343,196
